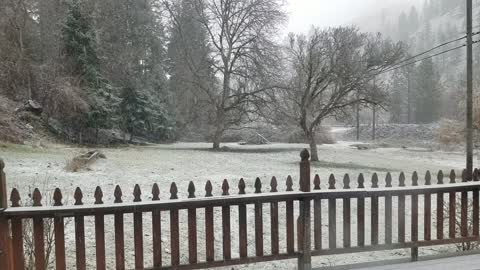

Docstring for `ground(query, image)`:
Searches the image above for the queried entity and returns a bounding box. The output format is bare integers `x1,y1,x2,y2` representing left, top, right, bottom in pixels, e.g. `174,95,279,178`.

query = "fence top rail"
3,182,479,219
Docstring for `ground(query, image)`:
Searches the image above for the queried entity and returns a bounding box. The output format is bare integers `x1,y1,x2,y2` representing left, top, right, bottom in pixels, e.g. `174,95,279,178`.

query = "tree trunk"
307,132,319,162
212,128,223,150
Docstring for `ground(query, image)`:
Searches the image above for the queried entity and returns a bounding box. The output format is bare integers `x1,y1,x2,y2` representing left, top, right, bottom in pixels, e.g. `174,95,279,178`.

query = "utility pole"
466,0,474,180
372,78,377,141
407,70,411,124
372,105,376,141
356,90,360,141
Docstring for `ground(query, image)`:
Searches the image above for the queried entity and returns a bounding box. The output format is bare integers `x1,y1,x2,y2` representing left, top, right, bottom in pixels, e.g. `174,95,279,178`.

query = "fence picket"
170,183,180,266
10,189,24,270
474,169,480,237
449,171,456,239
74,187,86,270
357,174,365,247
424,172,432,241
461,170,469,237
385,173,393,245
343,174,351,248
411,172,419,261
188,182,197,264
286,176,294,254
222,180,231,260
328,174,336,249
398,173,406,243
205,181,214,262
94,187,106,270
238,179,248,258
371,173,379,246
152,183,162,268
270,177,279,255
114,186,125,270
436,171,444,240
313,175,322,250
133,185,144,269
254,178,264,256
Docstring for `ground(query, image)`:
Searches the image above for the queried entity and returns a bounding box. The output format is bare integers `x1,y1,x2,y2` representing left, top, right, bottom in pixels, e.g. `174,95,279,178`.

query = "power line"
378,43,466,75
391,35,467,69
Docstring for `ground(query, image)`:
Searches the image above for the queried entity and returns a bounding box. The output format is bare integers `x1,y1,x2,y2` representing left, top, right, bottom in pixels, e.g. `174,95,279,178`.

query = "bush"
436,119,465,145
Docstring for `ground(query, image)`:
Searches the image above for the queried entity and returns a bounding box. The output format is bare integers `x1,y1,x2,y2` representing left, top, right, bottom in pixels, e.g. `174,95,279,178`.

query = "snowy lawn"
0,142,472,269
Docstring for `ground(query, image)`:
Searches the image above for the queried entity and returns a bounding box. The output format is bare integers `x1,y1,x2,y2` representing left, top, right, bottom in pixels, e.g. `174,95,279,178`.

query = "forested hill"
0,0,176,145
354,0,480,129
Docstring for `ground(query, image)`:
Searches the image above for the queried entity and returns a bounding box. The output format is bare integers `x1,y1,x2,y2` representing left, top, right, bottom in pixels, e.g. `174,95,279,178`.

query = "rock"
16,100,43,115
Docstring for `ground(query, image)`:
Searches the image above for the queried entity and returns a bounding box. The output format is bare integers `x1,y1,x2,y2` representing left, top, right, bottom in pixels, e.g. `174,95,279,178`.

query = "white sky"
286,0,423,34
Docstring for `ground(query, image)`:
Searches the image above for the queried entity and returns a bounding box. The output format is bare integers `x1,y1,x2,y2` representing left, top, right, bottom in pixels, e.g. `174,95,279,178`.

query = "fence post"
298,149,311,270
0,159,13,270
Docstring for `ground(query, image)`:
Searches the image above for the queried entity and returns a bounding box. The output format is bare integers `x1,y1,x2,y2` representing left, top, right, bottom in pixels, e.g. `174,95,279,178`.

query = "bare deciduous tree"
164,0,286,149
267,27,405,161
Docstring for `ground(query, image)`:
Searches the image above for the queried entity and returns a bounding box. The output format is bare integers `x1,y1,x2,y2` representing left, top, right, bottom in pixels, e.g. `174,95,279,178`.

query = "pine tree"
62,0,118,140
408,6,420,32
413,59,441,123
397,11,409,42
167,0,213,135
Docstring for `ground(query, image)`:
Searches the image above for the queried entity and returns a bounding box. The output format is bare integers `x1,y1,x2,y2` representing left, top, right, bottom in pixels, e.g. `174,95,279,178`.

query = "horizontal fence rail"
0,152,480,270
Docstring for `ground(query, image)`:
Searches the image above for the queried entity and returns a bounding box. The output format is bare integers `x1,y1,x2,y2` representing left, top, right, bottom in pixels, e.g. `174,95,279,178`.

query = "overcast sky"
286,0,423,34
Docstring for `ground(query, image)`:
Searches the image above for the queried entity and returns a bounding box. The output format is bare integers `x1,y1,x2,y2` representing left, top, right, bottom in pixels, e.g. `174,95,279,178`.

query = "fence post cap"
300,149,310,161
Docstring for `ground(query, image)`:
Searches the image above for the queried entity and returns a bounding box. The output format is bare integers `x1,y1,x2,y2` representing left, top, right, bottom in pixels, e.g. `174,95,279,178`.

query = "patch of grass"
0,142,48,154
311,160,394,172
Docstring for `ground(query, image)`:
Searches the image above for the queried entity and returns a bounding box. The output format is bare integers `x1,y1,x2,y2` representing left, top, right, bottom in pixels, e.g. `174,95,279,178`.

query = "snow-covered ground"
0,142,472,269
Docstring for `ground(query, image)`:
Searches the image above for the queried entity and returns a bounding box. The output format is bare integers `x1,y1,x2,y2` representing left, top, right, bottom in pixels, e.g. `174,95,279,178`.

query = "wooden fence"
0,150,479,270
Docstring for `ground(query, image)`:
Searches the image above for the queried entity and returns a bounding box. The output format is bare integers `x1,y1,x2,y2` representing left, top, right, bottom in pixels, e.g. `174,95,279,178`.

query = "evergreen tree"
62,0,117,140
167,0,213,136
413,59,441,123
408,6,420,32
397,11,409,42
95,0,174,141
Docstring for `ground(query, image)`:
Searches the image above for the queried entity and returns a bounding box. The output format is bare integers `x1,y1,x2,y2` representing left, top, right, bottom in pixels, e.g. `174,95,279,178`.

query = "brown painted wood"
52,189,66,270
474,187,479,236
188,208,197,264
437,192,444,240
170,209,180,266
238,203,247,258
424,193,431,241
270,177,279,255
222,205,231,260
357,174,365,247
411,194,418,242
205,206,214,262
343,174,351,248
313,175,322,250
255,202,264,256
6,183,480,219
95,214,106,270
0,215,11,270
286,199,294,254
114,213,125,270
371,174,379,246
153,208,162,268
270,201,279,255
449,191,456,238
11,218,24,270
328,198,336,249
461,191,468,237
398,194,406,243
152,183,162,269
385,194,393,245
134,211,144,269
314,198,322,250
75,215,86,270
